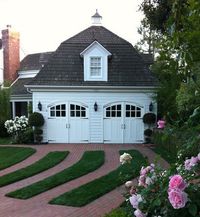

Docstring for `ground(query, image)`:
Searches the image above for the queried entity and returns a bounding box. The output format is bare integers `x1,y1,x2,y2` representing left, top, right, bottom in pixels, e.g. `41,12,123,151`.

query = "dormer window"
80,41,111,81
90,57,102,77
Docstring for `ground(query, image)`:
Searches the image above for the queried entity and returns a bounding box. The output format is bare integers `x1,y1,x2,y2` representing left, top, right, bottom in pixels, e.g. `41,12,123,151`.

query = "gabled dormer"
80,41,111,81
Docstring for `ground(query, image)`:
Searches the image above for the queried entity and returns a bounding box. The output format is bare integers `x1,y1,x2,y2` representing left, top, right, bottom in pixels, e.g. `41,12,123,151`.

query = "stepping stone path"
0,144,169,217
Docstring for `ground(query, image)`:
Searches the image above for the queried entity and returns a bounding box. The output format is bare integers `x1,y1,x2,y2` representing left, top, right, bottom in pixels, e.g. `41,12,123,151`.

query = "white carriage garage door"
103,102,144,143
47,102,89,143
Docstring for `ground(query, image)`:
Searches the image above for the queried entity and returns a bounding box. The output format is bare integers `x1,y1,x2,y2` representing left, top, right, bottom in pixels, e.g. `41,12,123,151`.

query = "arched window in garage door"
70,104,87,117
125,104,141,118
50,104,66,117
105,104,121,117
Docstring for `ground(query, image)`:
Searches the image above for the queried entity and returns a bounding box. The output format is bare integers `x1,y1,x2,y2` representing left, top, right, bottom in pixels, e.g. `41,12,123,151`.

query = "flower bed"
124,152,200,217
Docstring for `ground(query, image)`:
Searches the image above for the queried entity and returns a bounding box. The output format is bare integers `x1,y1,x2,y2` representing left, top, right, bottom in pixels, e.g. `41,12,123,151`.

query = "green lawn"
0,137,12,145
0,146,36,170
6,151,105,199
49,150,147,207
0,151,69,187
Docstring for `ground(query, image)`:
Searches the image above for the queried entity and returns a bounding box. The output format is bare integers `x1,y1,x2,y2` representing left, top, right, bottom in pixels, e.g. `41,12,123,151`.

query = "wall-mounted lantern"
38,101,42,111
94,102,98,112
149,102,153,112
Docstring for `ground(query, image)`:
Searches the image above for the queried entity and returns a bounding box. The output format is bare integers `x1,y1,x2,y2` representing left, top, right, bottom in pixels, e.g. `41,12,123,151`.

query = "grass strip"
49,150,147,207
0,151,69,187
6,150,105,199
0,146,36,171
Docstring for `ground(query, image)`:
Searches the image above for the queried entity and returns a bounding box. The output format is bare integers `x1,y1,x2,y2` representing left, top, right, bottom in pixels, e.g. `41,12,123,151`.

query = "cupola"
91,9,102,26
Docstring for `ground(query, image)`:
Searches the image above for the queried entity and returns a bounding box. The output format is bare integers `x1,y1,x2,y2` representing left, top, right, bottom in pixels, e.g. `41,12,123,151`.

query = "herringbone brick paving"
0,144,169,217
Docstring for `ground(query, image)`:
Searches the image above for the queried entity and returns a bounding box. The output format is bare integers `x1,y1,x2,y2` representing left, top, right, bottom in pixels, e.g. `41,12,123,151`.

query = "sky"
0,0,144,58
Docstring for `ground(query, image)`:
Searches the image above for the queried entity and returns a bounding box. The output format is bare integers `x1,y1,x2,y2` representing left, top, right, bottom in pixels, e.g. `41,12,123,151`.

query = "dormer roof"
29,26,158,87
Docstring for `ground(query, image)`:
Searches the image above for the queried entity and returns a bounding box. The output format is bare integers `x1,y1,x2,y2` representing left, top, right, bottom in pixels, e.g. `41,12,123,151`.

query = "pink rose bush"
168,188,188,209
120,152,200,217
184,153,200,170
168,175,187,191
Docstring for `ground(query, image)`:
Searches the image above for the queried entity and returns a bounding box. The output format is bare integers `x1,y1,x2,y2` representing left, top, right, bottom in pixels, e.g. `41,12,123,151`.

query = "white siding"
32,91,155,143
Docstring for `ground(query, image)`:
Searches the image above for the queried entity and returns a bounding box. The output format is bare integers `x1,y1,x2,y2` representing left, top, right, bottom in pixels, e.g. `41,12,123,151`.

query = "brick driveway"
0,144,169,217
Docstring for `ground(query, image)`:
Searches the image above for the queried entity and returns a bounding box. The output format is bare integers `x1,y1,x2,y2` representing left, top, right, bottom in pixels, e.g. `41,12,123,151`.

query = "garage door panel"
104,118,122,143
124,118,143,143
47,119,67,143
47,102,89,143
103,102,144,144
69,119,89,142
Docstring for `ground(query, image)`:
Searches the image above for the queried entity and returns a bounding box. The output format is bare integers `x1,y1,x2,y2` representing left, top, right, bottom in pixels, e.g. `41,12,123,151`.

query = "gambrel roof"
29,26,157,87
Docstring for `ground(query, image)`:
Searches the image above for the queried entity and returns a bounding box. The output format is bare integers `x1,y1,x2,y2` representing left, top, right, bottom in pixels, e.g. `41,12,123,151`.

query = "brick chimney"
1,25,20,83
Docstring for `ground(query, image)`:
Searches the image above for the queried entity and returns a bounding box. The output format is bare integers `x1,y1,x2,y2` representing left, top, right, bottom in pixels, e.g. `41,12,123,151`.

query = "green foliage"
135,18,159,56
34,128,43,135
151,55,182,121
187,106,200,127
17,128,34,144
28,112,44,127
28,112,44,143
0,120,9,137
0,88,11,137
140,0,174,33
144,128,153,137
143,113,156,125
152,128,180,156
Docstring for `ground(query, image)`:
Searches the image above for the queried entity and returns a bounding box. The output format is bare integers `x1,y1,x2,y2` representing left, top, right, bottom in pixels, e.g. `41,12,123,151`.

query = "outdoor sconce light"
94,102,98,112
38,101,42,111
149,102,153,112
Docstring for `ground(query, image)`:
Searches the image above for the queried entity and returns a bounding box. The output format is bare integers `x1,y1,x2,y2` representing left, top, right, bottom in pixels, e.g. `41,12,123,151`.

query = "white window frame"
90,56,102,78
80,41,111,81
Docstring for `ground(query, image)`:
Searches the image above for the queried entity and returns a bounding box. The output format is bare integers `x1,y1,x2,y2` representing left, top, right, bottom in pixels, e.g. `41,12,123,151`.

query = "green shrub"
144,128,153,137
143,113,156,125
29,112,44,127
152,130,180,155
22,128,34,144
34,128,43,135
0,121,9,137
35,135,43,143
187,106,200,127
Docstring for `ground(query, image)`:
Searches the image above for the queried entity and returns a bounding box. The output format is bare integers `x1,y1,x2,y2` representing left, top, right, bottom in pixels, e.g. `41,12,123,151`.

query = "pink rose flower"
130,194,142,209
190,156,198,166
138,175,146,187
197,153,200,161
168,188,188,209
134,209,146,217
169,175,187,191
184,159,192,170
140,167,148,176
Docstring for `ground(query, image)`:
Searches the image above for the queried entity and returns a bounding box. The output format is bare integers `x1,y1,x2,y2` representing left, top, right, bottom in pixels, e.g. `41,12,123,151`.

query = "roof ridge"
61,26,132,45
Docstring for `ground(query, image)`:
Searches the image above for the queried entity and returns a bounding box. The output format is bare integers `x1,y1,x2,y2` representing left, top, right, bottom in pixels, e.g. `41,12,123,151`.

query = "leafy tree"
138,0,200,122
0,88,11,137
135,18,159,56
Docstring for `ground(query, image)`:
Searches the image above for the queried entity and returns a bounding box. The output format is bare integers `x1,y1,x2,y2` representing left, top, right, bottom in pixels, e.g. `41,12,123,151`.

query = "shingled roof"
29,26,157,87
19,52,53,71
11,78,32,96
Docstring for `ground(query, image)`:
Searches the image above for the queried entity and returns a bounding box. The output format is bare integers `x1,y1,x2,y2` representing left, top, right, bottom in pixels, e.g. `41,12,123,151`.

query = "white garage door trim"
47,101,89,143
